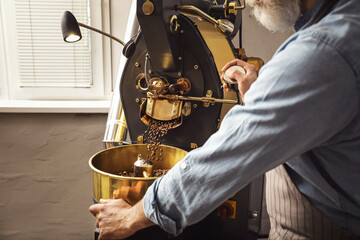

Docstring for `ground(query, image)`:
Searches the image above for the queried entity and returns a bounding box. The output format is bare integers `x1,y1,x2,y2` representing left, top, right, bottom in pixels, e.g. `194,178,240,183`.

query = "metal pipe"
177,5,234,35
177,5,218,25
103,0,138,148
78,22,125,46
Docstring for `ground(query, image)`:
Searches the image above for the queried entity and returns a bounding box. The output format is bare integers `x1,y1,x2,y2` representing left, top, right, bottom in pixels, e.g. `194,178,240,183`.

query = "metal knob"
217,202,235,221
148,77,169,95
168,78,191,95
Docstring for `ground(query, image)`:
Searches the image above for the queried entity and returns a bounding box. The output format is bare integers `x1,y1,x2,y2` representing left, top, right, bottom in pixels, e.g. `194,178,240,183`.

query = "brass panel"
192,19,238,124
145,98,183,121
247,57,265,73
89,144,188,205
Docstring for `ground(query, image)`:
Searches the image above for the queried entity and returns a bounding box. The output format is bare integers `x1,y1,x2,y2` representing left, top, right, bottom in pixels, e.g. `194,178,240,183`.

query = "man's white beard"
246,0,301,32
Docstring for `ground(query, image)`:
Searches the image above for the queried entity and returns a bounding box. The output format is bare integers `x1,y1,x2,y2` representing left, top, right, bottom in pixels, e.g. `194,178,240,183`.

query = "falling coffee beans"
144,118,179,161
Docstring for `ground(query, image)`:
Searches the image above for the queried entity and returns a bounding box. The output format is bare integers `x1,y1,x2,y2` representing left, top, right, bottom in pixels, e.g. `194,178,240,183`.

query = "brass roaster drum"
89,144,187,205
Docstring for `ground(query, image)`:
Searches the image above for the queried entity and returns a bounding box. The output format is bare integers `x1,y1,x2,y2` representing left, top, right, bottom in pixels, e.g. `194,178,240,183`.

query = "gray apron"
265,165,359,240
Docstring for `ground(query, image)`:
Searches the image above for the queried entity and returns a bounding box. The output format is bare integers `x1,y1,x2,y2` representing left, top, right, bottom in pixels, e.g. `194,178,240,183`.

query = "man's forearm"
130,199,156,232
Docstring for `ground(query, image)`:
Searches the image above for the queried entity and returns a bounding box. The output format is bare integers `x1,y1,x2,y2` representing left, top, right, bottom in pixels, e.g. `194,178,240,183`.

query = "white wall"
241,7,294,62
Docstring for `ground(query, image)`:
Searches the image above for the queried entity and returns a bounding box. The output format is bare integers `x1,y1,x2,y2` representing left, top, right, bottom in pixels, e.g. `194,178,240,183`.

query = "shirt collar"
294,0,327,31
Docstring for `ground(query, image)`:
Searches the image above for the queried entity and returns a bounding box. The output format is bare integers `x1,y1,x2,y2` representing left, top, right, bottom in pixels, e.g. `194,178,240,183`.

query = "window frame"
0,0,126,113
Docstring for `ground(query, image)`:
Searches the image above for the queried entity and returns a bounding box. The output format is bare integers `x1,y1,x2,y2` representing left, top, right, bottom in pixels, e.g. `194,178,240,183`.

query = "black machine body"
120,16,223,150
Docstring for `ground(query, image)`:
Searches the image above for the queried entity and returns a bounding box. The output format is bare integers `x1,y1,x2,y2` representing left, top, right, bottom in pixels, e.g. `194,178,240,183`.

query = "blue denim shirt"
143,0,360,235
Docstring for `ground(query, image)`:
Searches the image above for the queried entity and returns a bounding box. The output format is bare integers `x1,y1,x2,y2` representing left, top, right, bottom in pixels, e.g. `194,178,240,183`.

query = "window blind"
0,9,6,97
14,0,92,88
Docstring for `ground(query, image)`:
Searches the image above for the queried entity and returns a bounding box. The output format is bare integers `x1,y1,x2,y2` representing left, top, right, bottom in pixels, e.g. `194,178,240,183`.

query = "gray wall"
0,113,106,239
0,6,292,240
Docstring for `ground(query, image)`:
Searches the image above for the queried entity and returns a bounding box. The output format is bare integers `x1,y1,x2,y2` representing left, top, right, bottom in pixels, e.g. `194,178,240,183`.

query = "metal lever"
147,92,238,105
228,0,246,12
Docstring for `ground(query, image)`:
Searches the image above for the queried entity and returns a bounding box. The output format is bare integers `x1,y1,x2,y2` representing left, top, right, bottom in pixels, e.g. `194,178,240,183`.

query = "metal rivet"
142,0,154,15
177,72,182,76
181,162,187,170
135,62,140,67
135,98,140,103
194,65,198,70
250,211,258,220
178,56,182,60
193,104,198,108
148,70,152,74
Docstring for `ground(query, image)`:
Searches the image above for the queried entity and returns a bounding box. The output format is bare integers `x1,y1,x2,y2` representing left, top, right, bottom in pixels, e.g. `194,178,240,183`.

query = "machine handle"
147,92,238,105
222,65,246,105
222,65,246,90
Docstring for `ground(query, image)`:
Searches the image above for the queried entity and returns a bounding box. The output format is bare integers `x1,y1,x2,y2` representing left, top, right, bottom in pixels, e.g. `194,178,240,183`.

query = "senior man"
90,0,360,239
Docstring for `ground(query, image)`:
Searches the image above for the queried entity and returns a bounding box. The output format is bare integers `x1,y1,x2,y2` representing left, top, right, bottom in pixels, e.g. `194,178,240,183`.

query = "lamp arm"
78,22,125,46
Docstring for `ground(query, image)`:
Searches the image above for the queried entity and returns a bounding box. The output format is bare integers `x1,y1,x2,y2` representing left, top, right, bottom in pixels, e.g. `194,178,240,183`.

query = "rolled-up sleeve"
142,33,358,235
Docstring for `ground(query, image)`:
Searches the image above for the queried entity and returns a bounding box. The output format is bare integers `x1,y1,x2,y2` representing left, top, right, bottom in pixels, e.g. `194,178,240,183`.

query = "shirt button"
181,162,187,170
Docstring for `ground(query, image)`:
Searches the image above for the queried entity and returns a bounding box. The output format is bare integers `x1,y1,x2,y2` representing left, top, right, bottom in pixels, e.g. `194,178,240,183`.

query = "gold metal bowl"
89,144,187,205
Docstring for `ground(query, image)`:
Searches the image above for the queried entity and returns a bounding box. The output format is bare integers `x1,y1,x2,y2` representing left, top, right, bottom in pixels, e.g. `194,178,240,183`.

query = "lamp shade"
61,11,82,43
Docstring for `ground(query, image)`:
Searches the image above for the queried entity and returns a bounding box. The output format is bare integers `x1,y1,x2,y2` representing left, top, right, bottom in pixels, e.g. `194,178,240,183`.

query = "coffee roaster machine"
92,0,268,239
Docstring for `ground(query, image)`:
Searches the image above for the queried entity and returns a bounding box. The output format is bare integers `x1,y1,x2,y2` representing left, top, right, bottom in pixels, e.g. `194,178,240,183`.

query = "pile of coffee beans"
118,170,135,177
153,169,169,177
118,169,169,177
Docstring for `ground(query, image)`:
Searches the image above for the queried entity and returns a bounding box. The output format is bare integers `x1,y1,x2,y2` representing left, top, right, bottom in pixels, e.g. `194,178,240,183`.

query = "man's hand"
89,199,155,240
221,59,258,103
